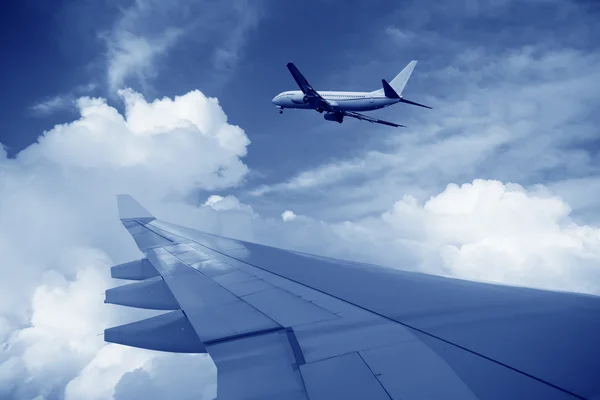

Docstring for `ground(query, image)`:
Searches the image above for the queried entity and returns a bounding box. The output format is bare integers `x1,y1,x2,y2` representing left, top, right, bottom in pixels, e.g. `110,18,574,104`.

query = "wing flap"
207,329,308,400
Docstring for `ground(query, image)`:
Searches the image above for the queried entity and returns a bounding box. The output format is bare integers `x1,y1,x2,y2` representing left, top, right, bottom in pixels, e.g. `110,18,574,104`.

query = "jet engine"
324,112,344,123
290,94,309,104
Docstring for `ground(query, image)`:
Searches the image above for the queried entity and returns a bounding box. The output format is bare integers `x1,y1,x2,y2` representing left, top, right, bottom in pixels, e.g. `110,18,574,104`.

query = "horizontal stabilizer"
111,259,160,280
105,276,179,310
399,98,432,109
117,194,155,222
104,310,206,353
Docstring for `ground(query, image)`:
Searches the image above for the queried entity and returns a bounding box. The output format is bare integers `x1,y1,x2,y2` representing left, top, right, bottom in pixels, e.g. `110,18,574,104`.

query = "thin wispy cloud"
103,0,264,92
30,96,69,116
30,84,96,117
210,1,262,72
106,28,183,92
102,0,185,92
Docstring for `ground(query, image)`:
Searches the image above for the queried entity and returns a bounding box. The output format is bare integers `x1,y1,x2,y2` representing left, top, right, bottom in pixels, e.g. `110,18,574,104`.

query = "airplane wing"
106,195,600,400
287,62,335,112
343,111,406,128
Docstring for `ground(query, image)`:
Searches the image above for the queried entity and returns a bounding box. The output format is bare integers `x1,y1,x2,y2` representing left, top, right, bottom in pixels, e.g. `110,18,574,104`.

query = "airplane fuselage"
272,90,400,112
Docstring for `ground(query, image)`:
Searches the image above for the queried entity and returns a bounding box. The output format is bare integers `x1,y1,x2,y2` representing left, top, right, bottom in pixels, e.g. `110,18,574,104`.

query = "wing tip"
116,194,155,221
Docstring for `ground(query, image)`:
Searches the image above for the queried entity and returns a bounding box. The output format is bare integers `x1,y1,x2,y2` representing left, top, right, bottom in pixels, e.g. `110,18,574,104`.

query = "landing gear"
316,107,323,113
279,109,283,114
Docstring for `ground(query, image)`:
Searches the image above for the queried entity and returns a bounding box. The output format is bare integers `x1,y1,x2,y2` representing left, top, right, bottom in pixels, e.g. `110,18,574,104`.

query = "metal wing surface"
105,195,600,400
343,111,406,128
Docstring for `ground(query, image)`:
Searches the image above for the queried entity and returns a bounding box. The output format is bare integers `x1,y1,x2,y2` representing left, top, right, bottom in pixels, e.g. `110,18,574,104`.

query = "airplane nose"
272,95,279,104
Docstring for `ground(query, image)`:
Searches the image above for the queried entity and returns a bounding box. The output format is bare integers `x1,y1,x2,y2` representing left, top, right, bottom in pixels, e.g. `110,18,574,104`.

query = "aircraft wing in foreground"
106,195,600,400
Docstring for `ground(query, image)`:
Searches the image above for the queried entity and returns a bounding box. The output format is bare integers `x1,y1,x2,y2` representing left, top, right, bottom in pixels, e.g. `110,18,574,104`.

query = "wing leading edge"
106,195,600,400
286,62,335,112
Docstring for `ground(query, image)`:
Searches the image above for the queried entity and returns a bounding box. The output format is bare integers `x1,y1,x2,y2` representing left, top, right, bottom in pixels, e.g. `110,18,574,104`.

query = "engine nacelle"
324,112,344,123
290,94,309,104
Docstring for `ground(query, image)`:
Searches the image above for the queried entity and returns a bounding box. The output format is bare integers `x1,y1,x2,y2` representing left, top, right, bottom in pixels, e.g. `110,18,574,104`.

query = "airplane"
104,194,600,400
272,60,432,128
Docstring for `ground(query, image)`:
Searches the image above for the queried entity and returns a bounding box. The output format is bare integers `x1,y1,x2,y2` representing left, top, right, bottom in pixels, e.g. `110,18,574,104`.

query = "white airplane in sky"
272,61,431,128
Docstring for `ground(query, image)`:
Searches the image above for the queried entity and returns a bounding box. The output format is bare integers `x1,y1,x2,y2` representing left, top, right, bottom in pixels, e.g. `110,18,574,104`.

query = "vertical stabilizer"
371,60,418,96
388,60,417,95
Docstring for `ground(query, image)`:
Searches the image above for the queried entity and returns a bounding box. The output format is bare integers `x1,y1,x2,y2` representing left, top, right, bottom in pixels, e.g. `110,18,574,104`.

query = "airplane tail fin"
371,61,417,97
372,61,432,109
388,60,417,96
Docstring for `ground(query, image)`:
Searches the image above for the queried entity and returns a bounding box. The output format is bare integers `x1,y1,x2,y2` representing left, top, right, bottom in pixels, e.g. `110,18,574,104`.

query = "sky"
1,0,600,399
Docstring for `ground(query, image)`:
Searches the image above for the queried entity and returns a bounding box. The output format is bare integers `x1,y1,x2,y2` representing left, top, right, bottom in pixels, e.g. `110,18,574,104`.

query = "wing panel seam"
357,352,393,400
204,326,285,345
132,220,174,243
161,246,284,330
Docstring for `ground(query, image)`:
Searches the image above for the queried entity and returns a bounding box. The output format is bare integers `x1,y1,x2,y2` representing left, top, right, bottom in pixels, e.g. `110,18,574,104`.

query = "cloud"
106,29,182,92
378,180,600,293
30,96,70,116
30,84,97,117
0,88,250,399
234,180,600,296
102,0,190,92
112,354,216,400
103,0,263,92
281,210,296,222
21,88,249,195
210,0,261,72
1,259,118,399
384,27,420,47
204,195,250,212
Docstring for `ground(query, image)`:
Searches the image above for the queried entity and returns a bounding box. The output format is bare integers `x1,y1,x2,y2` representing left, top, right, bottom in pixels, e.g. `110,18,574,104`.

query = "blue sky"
2,0,599,221
1,2,600,398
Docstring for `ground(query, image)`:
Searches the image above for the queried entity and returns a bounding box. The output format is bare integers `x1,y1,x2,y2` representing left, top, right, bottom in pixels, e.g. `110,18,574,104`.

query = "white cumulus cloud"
281,210,296,222
0,88,249,399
